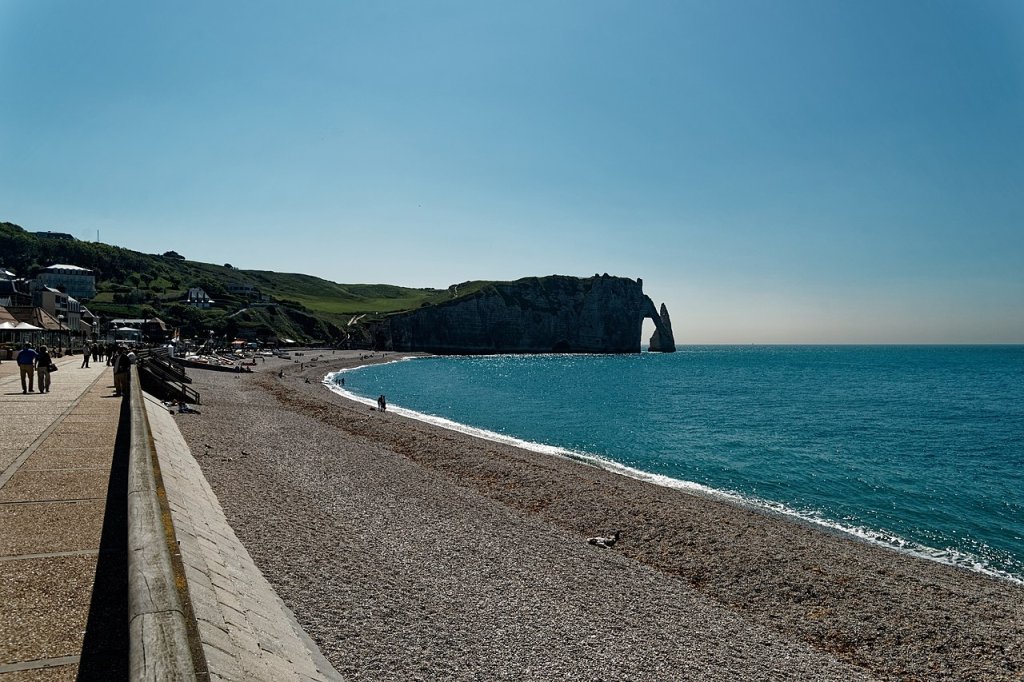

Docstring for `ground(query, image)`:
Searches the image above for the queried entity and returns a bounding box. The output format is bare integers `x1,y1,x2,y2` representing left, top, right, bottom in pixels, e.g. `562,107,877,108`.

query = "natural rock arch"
643,297,676,352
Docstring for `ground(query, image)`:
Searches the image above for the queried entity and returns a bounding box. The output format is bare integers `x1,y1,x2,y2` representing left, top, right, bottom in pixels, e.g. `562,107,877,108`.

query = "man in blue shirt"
17,342,38,394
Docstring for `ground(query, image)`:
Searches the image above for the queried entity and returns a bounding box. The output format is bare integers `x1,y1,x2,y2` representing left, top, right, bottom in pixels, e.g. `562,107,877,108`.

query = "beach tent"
0,321,14,343
2,322,43,349
0,321,15,347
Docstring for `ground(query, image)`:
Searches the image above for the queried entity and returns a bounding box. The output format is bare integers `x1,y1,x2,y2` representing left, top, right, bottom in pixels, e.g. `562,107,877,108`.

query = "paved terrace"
0,357,341,681
0,357,123,680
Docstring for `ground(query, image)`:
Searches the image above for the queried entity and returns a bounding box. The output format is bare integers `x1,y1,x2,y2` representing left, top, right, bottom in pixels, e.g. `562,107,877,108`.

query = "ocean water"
326,346,1024,584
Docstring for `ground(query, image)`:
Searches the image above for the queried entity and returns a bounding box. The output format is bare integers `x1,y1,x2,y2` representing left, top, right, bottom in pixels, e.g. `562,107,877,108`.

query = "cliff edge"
371,274,676,354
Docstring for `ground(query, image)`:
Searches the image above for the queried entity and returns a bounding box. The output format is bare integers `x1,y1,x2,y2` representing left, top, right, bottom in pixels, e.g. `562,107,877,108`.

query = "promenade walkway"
0,357,126,680
2,355,342,681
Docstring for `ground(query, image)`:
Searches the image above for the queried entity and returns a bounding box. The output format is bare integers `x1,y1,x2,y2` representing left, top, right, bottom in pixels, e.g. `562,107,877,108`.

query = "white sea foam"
322,366,1024,586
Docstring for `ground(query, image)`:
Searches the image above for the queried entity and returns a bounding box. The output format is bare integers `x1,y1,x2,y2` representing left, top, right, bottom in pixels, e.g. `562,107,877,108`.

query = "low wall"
127,367,342,681
126,368,199,680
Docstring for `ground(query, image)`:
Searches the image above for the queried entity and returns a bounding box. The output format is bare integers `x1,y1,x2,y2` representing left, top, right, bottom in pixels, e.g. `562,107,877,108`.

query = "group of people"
14,341,137,397
14,342,55,394
80,342,121,368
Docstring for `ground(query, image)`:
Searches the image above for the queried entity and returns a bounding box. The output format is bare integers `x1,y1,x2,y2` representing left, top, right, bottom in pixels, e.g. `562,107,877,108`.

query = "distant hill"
0,221,486,344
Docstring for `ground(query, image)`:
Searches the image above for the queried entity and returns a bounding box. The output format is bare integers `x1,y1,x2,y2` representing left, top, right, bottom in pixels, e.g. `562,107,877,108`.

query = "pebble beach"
174,351,1024,681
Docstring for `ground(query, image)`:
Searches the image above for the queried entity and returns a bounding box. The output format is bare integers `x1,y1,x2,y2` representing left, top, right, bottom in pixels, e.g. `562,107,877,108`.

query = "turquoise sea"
327,346,1024,584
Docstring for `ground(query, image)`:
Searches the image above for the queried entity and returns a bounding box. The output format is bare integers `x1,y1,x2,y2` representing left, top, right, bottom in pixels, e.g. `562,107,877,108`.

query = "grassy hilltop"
0,221,491,344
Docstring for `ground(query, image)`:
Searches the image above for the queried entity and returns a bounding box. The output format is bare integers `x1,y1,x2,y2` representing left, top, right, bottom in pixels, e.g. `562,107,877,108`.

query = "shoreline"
175,351,1024,681
324,358,1023,587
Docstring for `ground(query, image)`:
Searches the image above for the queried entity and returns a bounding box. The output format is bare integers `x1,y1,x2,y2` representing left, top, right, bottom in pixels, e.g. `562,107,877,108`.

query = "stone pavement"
1,356,342,681
0,357,125,680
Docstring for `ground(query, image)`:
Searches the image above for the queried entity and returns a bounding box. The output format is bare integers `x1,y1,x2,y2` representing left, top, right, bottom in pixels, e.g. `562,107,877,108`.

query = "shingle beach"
175,352,1024,681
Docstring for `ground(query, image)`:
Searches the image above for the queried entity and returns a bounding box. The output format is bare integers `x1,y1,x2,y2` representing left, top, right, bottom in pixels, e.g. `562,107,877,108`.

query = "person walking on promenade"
81,344,90,368
35,345,53,393
16,342,37,394
112,347,131,397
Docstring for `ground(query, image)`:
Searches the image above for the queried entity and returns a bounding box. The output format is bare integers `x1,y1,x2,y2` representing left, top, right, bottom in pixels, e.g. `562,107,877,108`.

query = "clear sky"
2,1,1022,343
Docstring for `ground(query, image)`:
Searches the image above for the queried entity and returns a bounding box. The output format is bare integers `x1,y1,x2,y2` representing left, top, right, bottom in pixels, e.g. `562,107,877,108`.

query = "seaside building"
3,306,69,349
108,317,170,343
80,305,99,340
227,282,258,296
0,278,33,307
186,287,214,309
30,283,85,344
36,264,97,300
33,231,77,241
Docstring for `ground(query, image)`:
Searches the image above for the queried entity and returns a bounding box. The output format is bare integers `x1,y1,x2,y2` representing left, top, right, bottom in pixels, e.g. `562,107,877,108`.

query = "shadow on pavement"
77,395,131,681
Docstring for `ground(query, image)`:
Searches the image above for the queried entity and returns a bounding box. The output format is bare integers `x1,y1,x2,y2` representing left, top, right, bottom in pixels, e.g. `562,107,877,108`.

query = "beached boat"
177,353,252,373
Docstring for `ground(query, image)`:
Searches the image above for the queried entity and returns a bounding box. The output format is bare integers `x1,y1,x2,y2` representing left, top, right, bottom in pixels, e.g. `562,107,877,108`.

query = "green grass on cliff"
0,220,503,340
242,272,457,315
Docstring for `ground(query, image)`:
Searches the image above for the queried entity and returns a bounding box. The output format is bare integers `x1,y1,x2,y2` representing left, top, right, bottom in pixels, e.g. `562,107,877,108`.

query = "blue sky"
2,1,1022,343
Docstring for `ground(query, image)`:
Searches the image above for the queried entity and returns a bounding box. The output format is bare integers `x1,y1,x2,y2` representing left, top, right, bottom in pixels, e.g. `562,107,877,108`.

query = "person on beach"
16,342,37,394
377,394,387,412
34,345,53,393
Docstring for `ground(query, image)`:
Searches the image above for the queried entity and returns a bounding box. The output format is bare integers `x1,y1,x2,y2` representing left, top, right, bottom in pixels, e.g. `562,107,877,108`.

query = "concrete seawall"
128,368,342,681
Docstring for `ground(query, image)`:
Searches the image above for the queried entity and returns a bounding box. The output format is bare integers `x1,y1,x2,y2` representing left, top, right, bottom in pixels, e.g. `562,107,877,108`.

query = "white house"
186,287,214,309
37,264,97,300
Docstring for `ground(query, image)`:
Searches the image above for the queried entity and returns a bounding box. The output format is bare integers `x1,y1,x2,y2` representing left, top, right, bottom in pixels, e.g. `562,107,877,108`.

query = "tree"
164,303,210,337
162,250,185,260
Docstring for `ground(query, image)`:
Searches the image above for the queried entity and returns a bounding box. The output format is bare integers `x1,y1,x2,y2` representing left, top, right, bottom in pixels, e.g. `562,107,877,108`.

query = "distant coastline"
328,346,1024,585
330,365,1024,586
